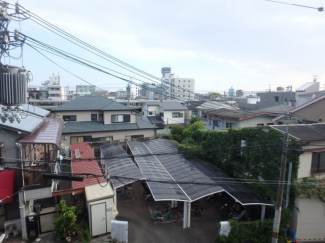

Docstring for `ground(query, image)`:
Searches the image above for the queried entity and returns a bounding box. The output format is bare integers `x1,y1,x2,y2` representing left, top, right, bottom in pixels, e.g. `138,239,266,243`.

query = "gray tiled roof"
271,123,325,141
53,96,133,111
62,117,158,134
146,101,186,111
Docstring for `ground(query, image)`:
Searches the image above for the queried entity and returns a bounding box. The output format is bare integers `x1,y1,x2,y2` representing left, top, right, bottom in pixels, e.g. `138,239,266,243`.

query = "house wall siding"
163,110,185,124
61,129,155,146
294,98,325,122
103,110,135,124
295,195,325,240
238,116,275,127
297,152,312,179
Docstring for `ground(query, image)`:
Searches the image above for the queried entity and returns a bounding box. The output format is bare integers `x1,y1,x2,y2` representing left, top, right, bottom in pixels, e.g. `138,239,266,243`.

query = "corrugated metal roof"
53,96,132,111
71,142,106,189
62,118,157,134
0,113,44,134
22,104,50,117
197,101,238,111
19,118,63,147
204,108,276,121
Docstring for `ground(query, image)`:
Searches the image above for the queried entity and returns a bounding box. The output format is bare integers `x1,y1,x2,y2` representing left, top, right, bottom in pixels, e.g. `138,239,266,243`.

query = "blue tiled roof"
53,96,132,111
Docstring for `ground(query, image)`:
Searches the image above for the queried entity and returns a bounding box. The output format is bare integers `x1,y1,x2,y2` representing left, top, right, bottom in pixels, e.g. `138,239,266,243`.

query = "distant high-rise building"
76,84,96,96
236,89,244,97
161,67,195,101
229,86,235,97
41,74,66,100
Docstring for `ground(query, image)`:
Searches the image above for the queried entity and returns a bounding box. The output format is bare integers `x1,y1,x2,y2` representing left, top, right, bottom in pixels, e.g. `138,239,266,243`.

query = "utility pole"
271,122,289,243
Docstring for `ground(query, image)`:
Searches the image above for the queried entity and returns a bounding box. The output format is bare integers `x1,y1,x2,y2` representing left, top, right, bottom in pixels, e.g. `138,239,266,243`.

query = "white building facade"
161,67,195,101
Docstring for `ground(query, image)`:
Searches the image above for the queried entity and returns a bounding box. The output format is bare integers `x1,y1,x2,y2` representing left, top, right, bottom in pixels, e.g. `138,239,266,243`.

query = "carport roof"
128,139,272,206
101,143,145,189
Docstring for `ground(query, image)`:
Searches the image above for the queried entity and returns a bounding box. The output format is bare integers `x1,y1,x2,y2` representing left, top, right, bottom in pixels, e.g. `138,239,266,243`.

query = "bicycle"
117,185,134,198
228,208,250,221
220,201,241,217
144,194,155,205
151,207,179,222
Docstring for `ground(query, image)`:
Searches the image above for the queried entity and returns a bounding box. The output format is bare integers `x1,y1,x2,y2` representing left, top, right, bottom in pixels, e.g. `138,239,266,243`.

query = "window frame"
91,114,97,121
111,114,131,123
63,115,77,121
172,112,183,118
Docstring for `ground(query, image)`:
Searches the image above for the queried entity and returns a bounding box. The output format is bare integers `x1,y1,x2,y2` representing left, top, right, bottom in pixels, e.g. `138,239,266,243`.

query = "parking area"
115,181,223,243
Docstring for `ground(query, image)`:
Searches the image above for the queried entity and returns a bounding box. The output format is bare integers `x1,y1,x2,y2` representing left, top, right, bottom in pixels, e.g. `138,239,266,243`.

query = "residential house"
204,109,278,130
52,96,157,147
0,105,63,240
297,90,325,106
273,94,325,124
141,101,187,128
196,101,238,125
184,100,204,125
271,123,325,240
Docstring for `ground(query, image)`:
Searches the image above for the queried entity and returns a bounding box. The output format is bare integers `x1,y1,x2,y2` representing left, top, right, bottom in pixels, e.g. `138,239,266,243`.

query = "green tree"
170,125,185,143
183,121,205,138
189,115,201,125
209,92,222,99
53,200,78,240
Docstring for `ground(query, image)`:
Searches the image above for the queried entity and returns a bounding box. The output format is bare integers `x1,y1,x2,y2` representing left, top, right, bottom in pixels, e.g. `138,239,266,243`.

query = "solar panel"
128,141,190,201
144,139,224,201
101,143,145,189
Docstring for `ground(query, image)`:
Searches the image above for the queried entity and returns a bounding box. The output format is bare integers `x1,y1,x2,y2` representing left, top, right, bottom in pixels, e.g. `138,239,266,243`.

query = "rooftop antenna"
313,75,319,82
266,0,324,12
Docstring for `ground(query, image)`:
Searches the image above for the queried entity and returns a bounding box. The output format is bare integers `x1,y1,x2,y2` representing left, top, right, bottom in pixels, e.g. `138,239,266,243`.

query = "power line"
266,0,324,12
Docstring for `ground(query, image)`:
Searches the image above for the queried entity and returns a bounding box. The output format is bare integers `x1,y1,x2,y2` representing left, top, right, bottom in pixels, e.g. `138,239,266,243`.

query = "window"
91,114,97,121
267,123,274,126
160,113,164,117
311,152,325,173
257,123,264,127
226,123,234,128
192,110,198,116
92,136,113,142
98,114,103,121
274,96,279,102
70,136,92,144
131,135,144,139
149,111,153,115
213,120,219,127
172,112,183,118
63,115,76,121
111,114,131,123
264,98,268,103
277,121,283,125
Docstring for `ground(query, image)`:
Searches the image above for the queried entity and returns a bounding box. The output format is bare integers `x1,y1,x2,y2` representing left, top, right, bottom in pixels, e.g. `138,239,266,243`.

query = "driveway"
115,181,222,243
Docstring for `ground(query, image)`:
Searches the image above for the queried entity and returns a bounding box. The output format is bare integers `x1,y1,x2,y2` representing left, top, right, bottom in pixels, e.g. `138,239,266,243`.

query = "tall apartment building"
161,67,195,101
76,84,96,96
40,74,66,100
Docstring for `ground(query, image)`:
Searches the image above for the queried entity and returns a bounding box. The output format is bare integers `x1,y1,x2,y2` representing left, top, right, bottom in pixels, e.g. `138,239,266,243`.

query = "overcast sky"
5,0,325,94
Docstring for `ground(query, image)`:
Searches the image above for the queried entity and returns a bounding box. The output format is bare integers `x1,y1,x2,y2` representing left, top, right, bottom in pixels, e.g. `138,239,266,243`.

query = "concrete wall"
146,105,160,117
61,129,155,146
294,195,325,240
256,91,297,109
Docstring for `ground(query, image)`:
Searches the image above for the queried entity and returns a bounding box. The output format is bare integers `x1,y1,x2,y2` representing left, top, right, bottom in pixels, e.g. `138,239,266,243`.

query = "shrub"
170,125,185,143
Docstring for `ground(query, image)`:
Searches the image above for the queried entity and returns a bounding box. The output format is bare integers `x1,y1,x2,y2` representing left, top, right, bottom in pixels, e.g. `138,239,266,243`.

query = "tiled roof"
271,123,325,141
186,101,204,110
146,101,186,111
197,101,238,110
53,96,133,111
255,105,294,114
204,108,276,121
62,118,158,134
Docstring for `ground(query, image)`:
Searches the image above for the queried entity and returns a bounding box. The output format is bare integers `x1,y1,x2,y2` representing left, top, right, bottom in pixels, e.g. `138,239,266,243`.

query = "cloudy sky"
5,0,325,94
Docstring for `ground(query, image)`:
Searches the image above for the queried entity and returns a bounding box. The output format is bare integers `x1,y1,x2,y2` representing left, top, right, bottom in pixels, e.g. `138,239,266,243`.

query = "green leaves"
53,200,78,240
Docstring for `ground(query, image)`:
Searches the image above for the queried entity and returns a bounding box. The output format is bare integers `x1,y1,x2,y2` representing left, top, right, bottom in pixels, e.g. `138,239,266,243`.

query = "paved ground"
114,181,222,243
